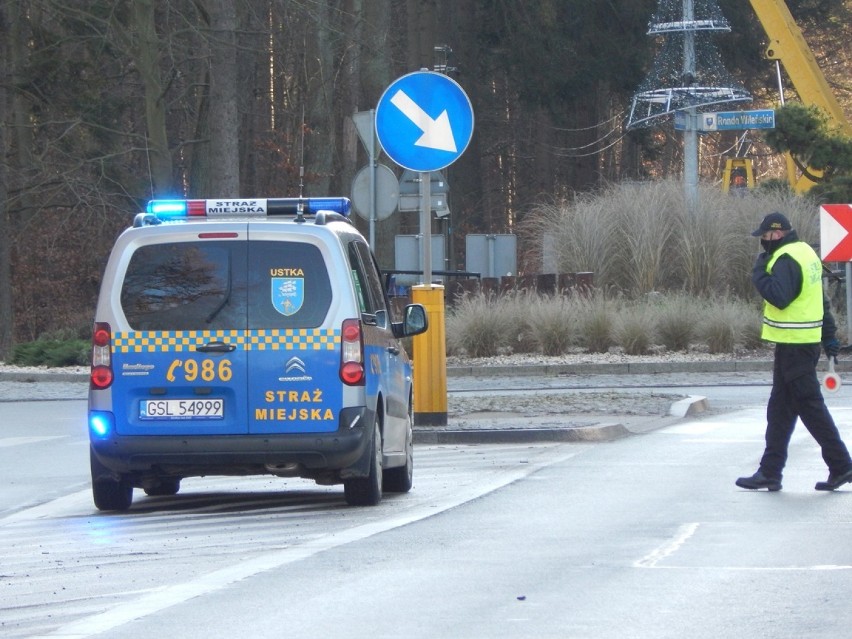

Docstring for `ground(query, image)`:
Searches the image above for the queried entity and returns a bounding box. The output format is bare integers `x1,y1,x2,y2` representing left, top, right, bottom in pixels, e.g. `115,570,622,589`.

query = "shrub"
11,338,89,367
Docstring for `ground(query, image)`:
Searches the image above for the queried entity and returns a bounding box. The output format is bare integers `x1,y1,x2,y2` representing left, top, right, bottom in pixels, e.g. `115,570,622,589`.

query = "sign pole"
420,172,431,286
369,108,376,247
846,263,851,344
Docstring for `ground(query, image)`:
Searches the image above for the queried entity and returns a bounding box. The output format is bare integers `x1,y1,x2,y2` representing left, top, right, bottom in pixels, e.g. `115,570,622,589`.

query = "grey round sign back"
351,164,398,221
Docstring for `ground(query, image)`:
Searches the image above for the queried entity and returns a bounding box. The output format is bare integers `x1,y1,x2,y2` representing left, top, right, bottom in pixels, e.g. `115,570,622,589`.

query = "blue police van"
88,197,427,510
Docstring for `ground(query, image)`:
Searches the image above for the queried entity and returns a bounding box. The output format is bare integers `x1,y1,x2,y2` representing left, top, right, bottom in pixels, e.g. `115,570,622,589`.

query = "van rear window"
121,241,331,330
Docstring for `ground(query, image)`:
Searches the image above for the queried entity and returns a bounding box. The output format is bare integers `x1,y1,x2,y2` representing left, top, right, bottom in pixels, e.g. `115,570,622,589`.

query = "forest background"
0,0,850,360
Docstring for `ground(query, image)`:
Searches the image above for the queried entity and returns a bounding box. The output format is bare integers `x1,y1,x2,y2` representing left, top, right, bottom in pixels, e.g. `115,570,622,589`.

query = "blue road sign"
375,71,474,172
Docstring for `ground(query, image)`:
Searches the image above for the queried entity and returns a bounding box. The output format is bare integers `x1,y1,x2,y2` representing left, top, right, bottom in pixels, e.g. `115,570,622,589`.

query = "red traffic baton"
823,357,841,393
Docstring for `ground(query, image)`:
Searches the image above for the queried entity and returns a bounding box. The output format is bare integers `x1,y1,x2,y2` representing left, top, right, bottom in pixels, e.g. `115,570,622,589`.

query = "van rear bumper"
90,407,374,479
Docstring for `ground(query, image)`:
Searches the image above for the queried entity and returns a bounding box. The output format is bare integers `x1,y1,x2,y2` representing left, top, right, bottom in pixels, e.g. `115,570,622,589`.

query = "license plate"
140,398,225,420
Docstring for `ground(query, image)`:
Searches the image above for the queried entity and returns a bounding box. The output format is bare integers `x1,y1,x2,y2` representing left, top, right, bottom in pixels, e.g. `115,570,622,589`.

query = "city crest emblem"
271,277,304,316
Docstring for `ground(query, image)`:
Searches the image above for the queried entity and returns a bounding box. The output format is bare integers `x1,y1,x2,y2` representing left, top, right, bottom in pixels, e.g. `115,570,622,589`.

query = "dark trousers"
759,343,852,479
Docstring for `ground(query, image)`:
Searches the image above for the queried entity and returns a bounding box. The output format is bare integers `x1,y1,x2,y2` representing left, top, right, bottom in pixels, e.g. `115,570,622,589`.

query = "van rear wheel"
90,449,133,511
344,420,383,506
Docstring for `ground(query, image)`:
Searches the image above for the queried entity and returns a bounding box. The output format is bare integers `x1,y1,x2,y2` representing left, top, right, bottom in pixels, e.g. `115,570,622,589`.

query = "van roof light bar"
145,197,351,220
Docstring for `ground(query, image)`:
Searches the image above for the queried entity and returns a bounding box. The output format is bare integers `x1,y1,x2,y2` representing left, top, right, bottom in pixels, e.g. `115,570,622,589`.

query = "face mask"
761,237,782,253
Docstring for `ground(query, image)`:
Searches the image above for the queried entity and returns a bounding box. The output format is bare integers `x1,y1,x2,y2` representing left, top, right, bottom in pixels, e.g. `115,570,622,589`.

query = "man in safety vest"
736,212,852,492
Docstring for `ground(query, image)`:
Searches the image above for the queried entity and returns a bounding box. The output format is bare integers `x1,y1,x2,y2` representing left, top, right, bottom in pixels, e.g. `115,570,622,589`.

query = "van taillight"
90,322,114,389
340,319,364,385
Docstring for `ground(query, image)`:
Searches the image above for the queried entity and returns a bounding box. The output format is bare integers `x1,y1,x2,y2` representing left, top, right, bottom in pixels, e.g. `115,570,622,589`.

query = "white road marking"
0,435,64,448
635,522,700,568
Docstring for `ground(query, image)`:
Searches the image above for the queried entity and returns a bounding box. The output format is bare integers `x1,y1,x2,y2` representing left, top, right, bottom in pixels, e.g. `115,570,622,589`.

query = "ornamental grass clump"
653,293,698,352
578,294,617,353
698,298,762,354
445,293,508,358
501,290,539,354
524,294,579,356
520,179,821,300
614,304,655,355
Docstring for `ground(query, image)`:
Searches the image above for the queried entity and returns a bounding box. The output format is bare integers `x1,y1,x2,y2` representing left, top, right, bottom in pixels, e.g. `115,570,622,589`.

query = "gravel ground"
445,346,774,369
448,390,682,418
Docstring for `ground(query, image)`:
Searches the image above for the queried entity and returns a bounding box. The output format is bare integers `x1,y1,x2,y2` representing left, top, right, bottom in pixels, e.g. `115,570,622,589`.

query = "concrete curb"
0,371,89,383
414,422,632,445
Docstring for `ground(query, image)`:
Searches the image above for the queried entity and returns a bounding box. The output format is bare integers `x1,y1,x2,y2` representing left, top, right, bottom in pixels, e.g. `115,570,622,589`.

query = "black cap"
751,212,792,237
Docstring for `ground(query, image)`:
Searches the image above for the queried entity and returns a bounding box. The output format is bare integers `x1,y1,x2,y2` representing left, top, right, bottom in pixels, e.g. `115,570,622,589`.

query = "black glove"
752,253,771,280
824,338,840,360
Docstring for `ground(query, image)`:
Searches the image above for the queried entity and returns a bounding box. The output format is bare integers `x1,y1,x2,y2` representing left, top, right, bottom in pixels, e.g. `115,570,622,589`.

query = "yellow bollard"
411,284,447,426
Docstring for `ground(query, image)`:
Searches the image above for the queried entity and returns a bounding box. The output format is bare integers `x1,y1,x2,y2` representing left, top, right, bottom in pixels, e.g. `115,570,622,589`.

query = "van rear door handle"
387,346,400,355
196,341,236,353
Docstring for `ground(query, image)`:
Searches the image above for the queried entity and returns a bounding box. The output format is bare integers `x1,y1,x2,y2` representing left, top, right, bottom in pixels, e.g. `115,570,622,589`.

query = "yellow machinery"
722,157,755,194
748,0,852,192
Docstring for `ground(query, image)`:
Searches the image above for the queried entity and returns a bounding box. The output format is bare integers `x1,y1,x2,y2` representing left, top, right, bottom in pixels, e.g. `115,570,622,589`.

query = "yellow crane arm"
748,0,851,136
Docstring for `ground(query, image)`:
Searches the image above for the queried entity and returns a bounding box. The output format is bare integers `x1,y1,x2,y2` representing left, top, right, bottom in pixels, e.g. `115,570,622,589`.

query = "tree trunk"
237,1,266,197
0,0,11,358
207,0,240,196
360,0,400,269
131,0,174,197
302,0,340,196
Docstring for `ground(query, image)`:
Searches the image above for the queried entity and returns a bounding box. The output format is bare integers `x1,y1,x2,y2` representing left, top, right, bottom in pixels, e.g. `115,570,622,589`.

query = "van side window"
348,243,371,314
348,241,388,316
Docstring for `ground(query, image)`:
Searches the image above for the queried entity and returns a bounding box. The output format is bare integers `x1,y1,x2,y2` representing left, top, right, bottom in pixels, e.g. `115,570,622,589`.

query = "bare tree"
206,0,240,196
0,0,10,358
128,0,174,196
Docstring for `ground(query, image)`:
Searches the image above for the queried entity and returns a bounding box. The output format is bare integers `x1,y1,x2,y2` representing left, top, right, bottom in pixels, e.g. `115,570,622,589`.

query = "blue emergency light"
146,197,351,219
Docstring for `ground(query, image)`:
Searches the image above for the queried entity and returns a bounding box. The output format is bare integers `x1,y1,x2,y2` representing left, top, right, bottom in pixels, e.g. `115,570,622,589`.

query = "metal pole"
846,263,851,343
683,0,699,211
420,171,432,286
369,108,376,247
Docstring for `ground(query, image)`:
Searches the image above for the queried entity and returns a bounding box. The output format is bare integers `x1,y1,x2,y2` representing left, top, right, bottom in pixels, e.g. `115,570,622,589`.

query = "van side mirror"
395,304,428,338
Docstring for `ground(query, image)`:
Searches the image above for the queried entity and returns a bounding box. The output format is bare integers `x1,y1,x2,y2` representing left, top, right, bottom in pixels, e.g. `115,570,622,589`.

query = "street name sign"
375,71,474,172
700,109,775,131
820,204,852,262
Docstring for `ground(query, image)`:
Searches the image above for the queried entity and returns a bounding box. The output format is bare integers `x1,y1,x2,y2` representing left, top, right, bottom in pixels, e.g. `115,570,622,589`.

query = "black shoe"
815,468,852,491
736,471,782,491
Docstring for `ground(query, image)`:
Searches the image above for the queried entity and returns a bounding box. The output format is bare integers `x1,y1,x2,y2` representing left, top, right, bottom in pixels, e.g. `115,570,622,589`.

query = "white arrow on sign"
389,89,457,153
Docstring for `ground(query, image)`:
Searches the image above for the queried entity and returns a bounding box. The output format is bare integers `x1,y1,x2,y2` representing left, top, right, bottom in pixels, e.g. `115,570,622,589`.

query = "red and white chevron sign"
820,204,852,261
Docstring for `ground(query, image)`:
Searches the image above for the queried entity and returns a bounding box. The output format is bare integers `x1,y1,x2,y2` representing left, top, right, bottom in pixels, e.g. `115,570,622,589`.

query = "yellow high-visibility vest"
761,241,823,343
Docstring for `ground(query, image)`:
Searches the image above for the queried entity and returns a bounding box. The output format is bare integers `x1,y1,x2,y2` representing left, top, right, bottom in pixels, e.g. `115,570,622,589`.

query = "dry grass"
446,290,765,358
449,181,832,358
521,180,821,299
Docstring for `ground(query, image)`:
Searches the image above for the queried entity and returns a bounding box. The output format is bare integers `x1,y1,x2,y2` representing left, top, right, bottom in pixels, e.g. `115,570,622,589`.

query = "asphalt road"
4,370,852,637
